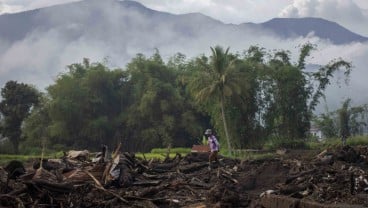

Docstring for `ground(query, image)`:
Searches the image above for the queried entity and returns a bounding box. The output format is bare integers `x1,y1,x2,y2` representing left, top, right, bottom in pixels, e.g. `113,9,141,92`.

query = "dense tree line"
0,45,353,153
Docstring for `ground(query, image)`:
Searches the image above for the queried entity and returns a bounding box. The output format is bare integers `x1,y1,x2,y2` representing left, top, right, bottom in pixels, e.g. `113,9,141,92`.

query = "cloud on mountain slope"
0,0,81,14
1,0,367,37
134,0,292,24
279,0,368,36
0,0,367,112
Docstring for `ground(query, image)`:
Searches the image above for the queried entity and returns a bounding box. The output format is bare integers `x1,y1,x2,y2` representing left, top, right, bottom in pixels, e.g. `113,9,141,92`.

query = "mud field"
1,145,368,208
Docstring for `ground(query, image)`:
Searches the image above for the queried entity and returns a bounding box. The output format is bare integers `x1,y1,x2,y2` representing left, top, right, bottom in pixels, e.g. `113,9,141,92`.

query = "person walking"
204,129,219,170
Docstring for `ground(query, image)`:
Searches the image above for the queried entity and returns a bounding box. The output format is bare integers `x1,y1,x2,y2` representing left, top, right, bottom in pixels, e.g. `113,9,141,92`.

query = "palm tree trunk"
220,95,232,156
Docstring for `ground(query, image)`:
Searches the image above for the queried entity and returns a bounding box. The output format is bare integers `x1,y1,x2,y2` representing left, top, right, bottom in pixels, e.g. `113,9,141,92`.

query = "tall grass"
135,153,182,160
150,147,191,154
1,135,366,165
346,136,368,146
262,135,368,151
0,154,35,166
0,151,65,166
316,136,368,148
263,137,308,151
133,147,191,161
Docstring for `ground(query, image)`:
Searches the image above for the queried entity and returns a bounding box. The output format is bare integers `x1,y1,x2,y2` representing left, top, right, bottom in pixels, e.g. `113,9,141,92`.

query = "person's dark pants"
209,150,218,166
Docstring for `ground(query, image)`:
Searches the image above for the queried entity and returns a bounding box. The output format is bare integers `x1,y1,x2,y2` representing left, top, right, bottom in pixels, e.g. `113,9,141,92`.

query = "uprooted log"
149,161,180,173
142,172,169,180
218,168,239,184
148,153,182,173
25,179,73,193
110,152,136,188
63,149,137,189
184,152,209,163
278,184,309,196
189,177,211,188
285,168,317,184
137,184,170,197
102,143,122,185
33,157,77,173
178,162,208,173
133,180,161,186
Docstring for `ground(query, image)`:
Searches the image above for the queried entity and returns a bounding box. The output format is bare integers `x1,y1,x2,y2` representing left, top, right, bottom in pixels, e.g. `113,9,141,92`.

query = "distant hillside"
0,0,367,111
0,0,367,46
258,17,368,44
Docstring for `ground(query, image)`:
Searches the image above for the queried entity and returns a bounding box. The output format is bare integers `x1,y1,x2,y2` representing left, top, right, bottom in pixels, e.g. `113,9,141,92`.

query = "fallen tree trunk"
178,162,208,173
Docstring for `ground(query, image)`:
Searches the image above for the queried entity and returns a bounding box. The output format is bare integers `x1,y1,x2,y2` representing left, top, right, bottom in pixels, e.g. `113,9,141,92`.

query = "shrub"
19,146,43,155
305,141,323,150
0,139,14,154
264,137,308,151
347,136,368,146
304,136,368,149
52,144,67,152
0,154,35,165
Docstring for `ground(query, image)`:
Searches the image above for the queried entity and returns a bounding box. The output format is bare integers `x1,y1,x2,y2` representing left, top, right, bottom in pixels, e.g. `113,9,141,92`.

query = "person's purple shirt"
208,135,219,152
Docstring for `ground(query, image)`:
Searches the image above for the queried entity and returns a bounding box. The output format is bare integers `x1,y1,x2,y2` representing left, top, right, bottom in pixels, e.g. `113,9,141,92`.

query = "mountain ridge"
0,0,367,45
1,0,367,108
258,17,368,44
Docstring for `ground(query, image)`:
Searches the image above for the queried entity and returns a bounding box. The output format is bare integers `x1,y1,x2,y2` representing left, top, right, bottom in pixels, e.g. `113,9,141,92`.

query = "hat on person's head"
205,129,212,135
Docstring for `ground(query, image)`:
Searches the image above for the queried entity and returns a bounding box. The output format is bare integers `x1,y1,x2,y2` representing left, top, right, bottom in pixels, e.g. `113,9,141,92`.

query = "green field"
0,154,38,166
0,148,192,166
2,137,368,166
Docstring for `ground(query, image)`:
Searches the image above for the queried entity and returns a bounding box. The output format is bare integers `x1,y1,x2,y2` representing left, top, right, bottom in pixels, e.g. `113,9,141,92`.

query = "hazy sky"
1,0,368,36
0,0,367,111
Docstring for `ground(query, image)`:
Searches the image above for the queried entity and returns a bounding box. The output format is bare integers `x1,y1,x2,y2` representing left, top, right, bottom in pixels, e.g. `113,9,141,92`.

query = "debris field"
1,145,368,208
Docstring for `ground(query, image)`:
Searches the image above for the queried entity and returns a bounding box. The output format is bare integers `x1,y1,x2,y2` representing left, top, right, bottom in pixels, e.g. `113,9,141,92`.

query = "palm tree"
188,46,245,155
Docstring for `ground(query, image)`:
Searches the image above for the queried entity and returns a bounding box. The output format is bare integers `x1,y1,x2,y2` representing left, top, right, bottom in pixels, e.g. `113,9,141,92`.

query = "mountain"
255,17,368,44
0,0,367,46
0,0,228,43
1,0,368,94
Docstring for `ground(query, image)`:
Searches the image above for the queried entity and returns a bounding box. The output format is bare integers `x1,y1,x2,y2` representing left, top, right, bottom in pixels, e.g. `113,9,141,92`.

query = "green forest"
1,44,366,155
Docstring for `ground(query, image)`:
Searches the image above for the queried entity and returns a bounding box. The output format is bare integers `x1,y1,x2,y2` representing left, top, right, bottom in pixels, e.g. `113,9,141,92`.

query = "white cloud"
133,0,368,37
353,0,368,9
279,0,368,36
0,29,107,89
0,0,81,14
135,0,292,24
1,9,367,108
1,0,368,37
308,42,368,111
0,0,367,111
0,1,23,13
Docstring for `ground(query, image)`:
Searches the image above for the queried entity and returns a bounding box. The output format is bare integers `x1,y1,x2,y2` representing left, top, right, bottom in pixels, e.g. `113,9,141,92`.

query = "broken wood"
1,145,368,207
178,162,208,173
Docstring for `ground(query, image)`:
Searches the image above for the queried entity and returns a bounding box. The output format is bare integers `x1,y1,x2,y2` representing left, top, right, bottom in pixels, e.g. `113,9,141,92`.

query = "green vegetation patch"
150,148,191,154
135,152,187,161
264,137,309,151
0,154,37,166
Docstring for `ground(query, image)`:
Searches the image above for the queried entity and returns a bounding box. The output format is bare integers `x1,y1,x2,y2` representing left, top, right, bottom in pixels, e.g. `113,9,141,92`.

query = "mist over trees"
0,44,359,154
314,98,368,140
